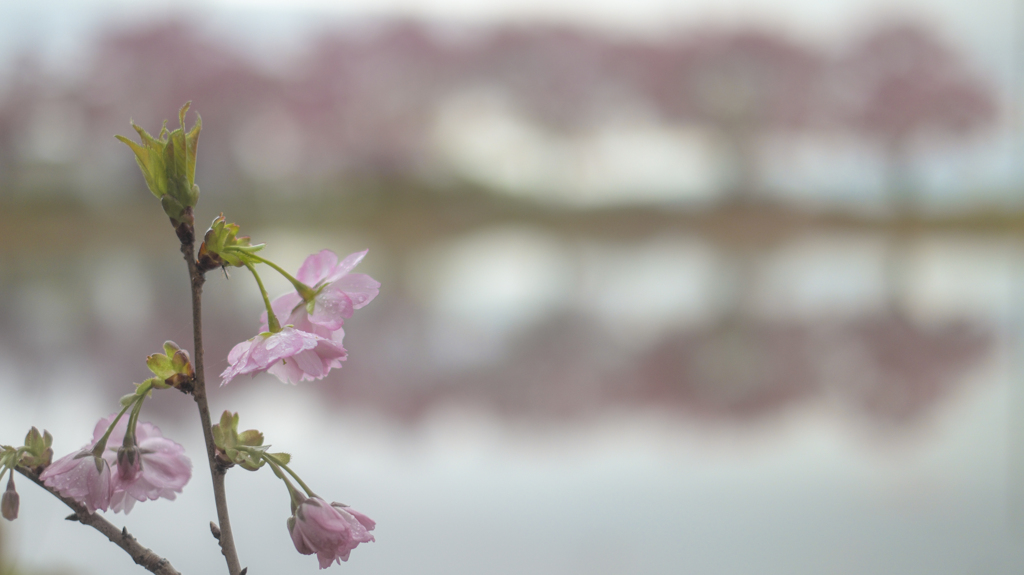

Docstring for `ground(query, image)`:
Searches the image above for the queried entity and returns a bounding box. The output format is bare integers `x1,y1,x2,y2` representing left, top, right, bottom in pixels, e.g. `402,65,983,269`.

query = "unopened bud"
116,446,143,484
2,475,19,521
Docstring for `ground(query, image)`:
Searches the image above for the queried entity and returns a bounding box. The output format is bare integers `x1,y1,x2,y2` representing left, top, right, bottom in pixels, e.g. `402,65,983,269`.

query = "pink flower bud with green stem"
221,261,347,385
257,451,375,568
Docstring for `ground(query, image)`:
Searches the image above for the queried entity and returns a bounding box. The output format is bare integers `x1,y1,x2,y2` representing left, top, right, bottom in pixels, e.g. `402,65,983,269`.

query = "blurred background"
0,0,1022,573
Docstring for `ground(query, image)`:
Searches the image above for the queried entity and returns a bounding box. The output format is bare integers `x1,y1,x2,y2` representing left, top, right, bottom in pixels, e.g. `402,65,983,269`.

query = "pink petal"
309,287,353,330
292,349,326,379
227,339,253,365
252,330,316,368
268,358,305,384
332,273,380,310
345,508,377,531
322,250,368,284
91,413,127,446
135,437,192,491
296,250,339,286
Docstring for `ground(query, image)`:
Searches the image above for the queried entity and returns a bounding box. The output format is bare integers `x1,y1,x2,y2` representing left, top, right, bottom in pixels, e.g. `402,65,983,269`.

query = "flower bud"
117,446,143,484
289,496,375,567
2,475,19,521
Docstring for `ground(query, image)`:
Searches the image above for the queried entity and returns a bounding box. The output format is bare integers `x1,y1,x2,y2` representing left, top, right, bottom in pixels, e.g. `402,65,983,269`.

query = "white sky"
0,0,1015,77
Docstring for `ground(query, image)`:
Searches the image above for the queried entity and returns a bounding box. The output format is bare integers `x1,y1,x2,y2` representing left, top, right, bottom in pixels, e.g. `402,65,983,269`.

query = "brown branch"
15,467,180,575
180,236,243,575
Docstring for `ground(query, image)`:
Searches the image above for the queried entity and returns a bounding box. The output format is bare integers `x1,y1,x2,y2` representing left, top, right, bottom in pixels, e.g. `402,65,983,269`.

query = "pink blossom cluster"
289,496,376,569
221,250,379,385
39,415,192,514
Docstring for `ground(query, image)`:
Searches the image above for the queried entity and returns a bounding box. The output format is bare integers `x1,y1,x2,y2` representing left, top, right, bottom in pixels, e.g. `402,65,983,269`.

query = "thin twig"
15,467,180,575
181,237,243,575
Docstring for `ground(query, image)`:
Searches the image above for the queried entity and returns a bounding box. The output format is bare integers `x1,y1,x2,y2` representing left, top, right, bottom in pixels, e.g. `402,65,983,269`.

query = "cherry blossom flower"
221,326,348,385
41,415,191,515
266,250,380,335
90,415,192,515
40,448,113,513
288,496,376,569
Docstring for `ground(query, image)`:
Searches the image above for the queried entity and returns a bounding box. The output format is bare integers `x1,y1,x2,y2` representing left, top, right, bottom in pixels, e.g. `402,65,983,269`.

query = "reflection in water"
0,218,1000,427
638,317,989,421
0,198,1011,575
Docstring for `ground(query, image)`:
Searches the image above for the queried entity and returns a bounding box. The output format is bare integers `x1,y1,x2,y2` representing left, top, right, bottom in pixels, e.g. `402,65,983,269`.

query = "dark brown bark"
15,467,180,575
180,237,243,575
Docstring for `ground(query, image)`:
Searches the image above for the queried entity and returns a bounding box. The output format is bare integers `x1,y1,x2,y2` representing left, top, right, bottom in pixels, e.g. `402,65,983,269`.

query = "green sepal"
119,393,137,407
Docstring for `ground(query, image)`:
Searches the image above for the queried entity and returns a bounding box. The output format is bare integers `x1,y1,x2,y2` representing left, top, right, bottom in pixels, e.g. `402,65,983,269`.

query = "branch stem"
16,467,180,575
182,238,243,575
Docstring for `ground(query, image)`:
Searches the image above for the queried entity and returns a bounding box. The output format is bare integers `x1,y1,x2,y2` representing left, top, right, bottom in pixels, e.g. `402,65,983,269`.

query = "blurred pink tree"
659,30,823,201
839,22,997,208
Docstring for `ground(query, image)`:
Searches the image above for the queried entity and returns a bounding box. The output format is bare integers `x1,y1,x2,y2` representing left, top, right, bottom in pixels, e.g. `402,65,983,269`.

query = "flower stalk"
248,254,316,301
243,261,281,333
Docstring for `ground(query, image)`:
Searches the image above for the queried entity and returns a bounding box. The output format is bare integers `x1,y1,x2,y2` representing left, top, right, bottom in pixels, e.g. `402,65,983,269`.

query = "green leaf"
24,427,42,452
116,103,201,223
238,430,264,447
146,353,174,379
171,350,192,375
163,341,181,357
213,411,241,451
212,425,226,450
183,104,202,188
269,452,291,465
238,455,264,472
160,194,186,223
